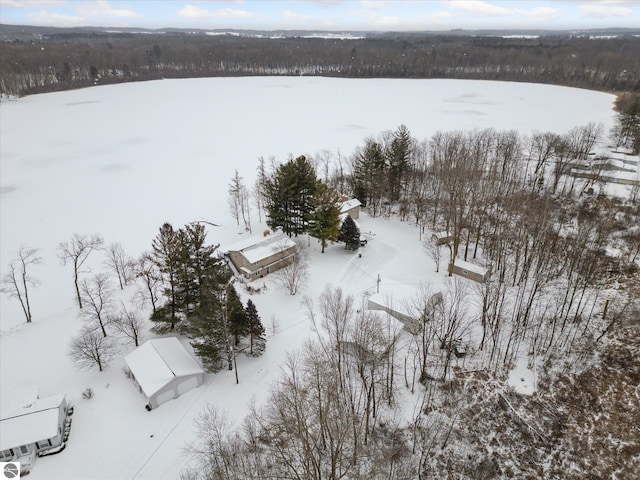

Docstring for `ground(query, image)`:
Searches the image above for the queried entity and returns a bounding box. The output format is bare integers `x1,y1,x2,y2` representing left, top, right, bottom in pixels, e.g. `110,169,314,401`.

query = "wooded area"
1,27,639,97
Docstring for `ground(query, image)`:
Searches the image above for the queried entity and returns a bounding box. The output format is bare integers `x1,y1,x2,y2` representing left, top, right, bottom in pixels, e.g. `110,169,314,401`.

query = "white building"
339,198,362,219
124,337,205,410
0,393,73,474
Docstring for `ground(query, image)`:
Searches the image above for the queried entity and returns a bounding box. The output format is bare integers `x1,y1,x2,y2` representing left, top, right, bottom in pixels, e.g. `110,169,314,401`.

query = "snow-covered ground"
0,77,617,479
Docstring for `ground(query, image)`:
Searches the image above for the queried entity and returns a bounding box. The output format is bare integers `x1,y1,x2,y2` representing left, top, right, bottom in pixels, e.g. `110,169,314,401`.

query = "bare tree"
69,326,118,372
80,272,112,337
57,233,104,309
274,239,309,295
423,237,443,273
104,242,134,290
1,246,42,323
228,169,242,226
134,253,161,313
110,301,145,346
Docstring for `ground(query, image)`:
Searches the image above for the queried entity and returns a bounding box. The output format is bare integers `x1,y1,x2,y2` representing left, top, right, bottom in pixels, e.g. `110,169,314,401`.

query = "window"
0,449,14,460
36,439,52,449
20,445,29,455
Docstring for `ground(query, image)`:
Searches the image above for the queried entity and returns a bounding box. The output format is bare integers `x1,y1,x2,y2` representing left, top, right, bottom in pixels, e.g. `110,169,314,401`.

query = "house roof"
453,259,488,276
0,394,65,451
124,337,204,398
226,232,296,264
340,198,361,213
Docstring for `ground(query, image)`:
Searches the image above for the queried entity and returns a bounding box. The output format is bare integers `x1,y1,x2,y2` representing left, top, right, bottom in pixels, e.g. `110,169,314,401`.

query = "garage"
124,337,205,410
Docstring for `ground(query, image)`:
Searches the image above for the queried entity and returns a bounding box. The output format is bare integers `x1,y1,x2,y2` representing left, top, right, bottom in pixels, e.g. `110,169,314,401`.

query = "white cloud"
178,4,253,19
444,0,513,17
178,4,212,18
28,10,83,26
359,0,391,10
76,0,139,18
213,7,253,18
527,6,562,21
283,10,313,21
1,0,66,8
579,5,632,18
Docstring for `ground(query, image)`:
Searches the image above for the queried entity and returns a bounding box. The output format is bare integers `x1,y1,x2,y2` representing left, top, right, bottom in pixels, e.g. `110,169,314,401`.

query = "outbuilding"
448,259,490,283
339,197,362,219
124,337,205,410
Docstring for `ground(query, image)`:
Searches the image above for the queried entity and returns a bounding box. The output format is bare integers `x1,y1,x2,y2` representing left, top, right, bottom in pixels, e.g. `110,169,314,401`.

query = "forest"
1,26,639,97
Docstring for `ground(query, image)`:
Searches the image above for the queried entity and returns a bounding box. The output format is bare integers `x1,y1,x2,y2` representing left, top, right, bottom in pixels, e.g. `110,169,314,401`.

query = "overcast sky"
1,0,638,31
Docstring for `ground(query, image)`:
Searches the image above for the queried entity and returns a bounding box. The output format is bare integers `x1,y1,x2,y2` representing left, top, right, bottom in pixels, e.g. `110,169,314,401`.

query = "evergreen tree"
265,155,318,237
246,299,266,357
180,223,228,319
150,223,182,332
386,124,413,202
188,282,227,372
352,139,387,217
338,215,361,251
309,182,341,253
226,284,248,346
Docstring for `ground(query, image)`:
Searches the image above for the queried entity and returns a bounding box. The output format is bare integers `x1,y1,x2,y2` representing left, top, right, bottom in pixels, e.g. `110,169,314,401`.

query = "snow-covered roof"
340,198,361,213
453,259,488,276
226,232,296,264
0,394,65,451
124,338,204,398
368,291,416,321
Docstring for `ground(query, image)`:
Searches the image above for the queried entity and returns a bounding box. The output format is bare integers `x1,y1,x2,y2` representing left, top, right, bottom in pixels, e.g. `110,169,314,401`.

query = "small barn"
448,259,489,283
124,337,205,410
0,394,73,473
225,231,297,280
339,197,362,219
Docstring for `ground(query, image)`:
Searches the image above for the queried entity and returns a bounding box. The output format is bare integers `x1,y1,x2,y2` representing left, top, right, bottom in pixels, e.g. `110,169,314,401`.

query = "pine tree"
188,283,226,372
338,215,361,251
226,284,248,346
386,124,413,202
150,223,182,332
352,139,387,217
265,155,318,237
309,182,341,253
246,299,266,357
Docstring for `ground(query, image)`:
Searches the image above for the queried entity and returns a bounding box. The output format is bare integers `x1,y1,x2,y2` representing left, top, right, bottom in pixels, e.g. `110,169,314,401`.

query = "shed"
225,231,296,280
124,337,205,410
431,231,453,245
448,259,489,283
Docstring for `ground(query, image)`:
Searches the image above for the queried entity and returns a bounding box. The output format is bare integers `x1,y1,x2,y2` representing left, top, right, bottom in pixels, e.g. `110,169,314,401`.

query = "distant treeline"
1,30,639,97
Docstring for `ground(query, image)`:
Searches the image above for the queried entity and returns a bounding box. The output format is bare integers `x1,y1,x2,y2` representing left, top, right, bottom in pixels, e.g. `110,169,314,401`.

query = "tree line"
1,30,639,97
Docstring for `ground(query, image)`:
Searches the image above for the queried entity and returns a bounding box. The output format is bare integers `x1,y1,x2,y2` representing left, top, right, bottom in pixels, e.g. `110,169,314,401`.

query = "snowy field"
0,78,616,479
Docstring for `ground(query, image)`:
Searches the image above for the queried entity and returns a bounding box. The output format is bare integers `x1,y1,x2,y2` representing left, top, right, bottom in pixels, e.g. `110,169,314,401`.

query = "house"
448,259,489,283
0,394,73,474
225,231,297,280
339,197,362,220
431,231,453,245
124,337,205,410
